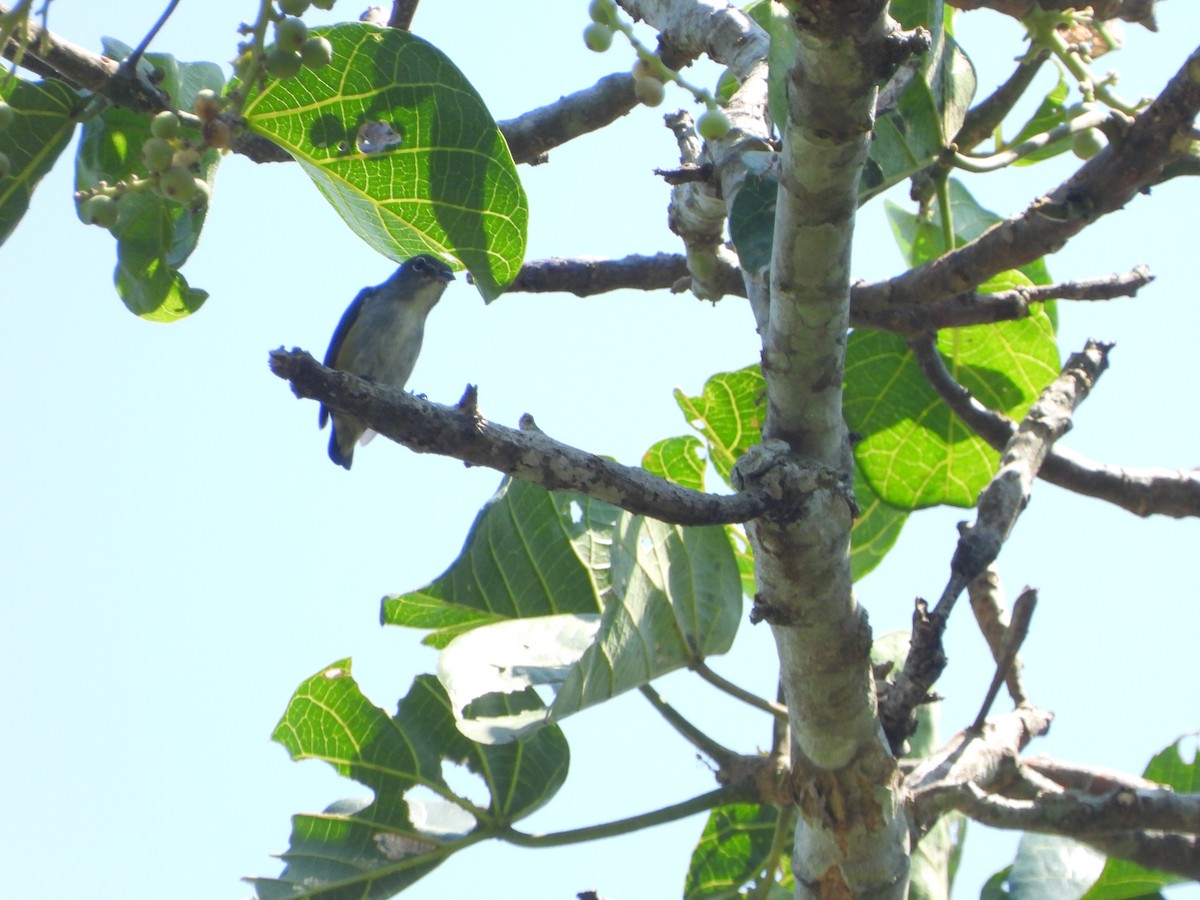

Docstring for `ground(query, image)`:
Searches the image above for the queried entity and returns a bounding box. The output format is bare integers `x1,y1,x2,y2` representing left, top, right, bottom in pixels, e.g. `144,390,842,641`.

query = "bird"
319,254,454,469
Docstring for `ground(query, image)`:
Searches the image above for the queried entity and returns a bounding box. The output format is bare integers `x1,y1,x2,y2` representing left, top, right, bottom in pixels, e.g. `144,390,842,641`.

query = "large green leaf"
0,77,80,246
242,23,527,301
438,512,742,743
75,40,224,320
643,435,707,491
844,297,1059,509
250,665,568,899
381,478,619,648
991,834,1106,900
549,514,742,722
671,365,907,580
1080,738,1197,899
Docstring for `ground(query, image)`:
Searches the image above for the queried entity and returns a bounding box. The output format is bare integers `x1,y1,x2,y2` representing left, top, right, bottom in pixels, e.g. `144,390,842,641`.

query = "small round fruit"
1071,127,1106,160
299,35,333,69
583,22,614,53
192,89,222,123
158,165,198,203
310,0,335,9
697,107,732,140
150,110,181,139
189,178,212,209
141,136,176,173
634,76,665,107
589,0,618,26
0,100,14,131
0,150,11,178
275,16,308,49
632,57,661,81
266,46,303,79
278,0,310,14
203,117,232,149
82,194,119,228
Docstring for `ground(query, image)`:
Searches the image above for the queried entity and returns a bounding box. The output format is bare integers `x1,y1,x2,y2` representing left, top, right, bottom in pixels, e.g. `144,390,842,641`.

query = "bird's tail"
328,425,355,469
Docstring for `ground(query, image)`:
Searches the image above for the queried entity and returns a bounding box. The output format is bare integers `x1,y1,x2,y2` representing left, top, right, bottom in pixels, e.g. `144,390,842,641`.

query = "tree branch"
967,565,1029,706
498,73,640,165
912,333,1200,517
883,339,1112,745
855,266,1154,333
855,44,1200,313
945,0,1161,30
269,348,824,526
905,706,1054,839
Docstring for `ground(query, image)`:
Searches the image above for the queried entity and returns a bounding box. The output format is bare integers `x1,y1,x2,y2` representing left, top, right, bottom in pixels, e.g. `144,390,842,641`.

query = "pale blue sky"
2,3,1197,899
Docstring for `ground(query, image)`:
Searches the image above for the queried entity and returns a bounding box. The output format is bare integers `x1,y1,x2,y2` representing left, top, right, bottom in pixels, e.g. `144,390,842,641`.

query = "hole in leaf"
440,758,489,807
569,500,583,524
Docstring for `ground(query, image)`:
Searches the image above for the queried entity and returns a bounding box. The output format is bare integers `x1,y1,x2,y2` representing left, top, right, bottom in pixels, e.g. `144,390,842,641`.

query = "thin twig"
970,588,1036,731
967,565,1027,705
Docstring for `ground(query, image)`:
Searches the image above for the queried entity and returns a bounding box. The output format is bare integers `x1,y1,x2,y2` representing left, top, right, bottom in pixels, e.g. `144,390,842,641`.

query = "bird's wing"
319,285,375,428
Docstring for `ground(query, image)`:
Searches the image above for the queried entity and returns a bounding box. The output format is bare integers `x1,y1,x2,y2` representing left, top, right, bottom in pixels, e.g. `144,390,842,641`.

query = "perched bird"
319,254,454,469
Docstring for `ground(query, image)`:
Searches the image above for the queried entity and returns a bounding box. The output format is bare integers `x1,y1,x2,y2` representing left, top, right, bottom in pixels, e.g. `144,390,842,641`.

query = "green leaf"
250,664,568,899
886,179,1052,286
675,365,766,486
849,458,908,581
643,435,708,491
1081,737,1197,899
75,41,224,320
672,364,906,578
0,78,80,246
388,484,618,650
549,514,742,724
844,302,1060,509
728,172,777,273
381,478,619,647
242,23,527,301
684,804,791,900
1003,834,1105,900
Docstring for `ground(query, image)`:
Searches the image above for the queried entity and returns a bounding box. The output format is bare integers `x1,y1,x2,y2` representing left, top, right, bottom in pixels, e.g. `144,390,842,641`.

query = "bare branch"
946,0,1160,30
855,266,1155,333
913,333,1200,517
927,782,1200,846
269,348,827,526
502,253,746,298
1023,756,1165,795
967,565,1028,706
0,2,166,110
638,684,738,765
905,706,1054,839
970,588,1036,731
855,44,1200,313
883,340,1112,744
388,0,419,30
498,73,639,165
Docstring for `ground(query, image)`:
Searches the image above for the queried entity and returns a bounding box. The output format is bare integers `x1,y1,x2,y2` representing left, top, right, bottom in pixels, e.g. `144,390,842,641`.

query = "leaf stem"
639,683,737,763
691,660,788,722
498,788,728,847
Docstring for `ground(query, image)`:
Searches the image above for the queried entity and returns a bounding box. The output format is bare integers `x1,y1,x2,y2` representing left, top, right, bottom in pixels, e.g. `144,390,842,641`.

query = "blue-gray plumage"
319,254,454,469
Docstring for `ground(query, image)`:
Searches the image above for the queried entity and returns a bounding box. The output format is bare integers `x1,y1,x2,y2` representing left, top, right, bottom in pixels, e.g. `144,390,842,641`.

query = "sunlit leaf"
243,23,527,301
844,297,1059,509
0,77,80,246
249,665,568,899
381,478,618,648
643,435,707,491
